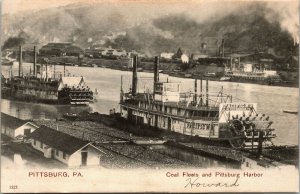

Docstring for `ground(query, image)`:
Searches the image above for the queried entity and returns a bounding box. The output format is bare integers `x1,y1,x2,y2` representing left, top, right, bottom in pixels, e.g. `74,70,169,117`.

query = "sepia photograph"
1,0,299,192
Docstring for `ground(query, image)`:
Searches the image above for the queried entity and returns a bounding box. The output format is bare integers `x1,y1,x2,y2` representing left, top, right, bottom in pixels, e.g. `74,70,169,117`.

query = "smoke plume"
265,1,299,43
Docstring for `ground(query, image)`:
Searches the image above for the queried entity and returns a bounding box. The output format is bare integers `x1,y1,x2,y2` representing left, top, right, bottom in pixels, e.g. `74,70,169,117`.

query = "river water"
2,62,298,146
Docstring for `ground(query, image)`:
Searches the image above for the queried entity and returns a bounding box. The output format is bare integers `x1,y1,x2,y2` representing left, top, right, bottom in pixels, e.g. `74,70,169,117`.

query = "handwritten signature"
185,177,240,188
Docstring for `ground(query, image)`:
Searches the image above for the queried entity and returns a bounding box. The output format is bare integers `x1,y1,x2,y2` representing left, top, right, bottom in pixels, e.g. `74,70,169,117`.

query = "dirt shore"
32,119,200,168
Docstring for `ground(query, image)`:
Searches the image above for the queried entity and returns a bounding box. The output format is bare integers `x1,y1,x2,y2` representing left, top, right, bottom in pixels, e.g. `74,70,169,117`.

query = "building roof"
192,54,209,59
28,125,90,155
228,53,253,58
1,112,37,130
64,45,83,53
60,76,84,87
47,42,72,46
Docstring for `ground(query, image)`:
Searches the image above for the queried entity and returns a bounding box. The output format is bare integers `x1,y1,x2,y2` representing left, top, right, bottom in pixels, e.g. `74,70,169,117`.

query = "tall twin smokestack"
132,55,160,97
19,45,37,77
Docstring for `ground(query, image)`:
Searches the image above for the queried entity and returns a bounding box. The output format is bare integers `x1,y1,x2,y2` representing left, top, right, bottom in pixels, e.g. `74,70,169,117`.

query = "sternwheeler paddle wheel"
220,104,276,150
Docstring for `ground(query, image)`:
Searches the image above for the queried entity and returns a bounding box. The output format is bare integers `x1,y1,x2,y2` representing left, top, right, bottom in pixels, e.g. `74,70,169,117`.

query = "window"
40,142,43,149
63,152,66,159
56,149,59,156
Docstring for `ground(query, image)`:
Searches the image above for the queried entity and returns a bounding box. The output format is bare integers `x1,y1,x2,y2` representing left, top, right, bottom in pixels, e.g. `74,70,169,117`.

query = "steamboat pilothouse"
120,56,276,149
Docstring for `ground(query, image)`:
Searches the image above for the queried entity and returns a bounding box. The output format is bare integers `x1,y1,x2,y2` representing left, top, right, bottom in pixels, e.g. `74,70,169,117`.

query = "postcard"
1,0,299,193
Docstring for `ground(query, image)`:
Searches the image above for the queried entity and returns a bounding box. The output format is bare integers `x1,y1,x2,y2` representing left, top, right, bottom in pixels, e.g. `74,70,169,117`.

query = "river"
1,62,298,146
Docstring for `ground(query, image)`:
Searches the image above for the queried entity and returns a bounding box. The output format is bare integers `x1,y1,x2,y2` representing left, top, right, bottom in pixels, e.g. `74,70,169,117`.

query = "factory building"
39,42,83,57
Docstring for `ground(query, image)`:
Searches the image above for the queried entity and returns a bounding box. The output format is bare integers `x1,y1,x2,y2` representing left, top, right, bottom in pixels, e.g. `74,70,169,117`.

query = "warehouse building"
29,125,105,167
1,113,39,139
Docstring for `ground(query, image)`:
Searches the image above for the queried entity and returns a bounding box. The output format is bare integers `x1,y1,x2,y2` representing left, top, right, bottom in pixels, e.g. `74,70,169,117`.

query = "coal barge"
119,56,276,149
1,46,94,105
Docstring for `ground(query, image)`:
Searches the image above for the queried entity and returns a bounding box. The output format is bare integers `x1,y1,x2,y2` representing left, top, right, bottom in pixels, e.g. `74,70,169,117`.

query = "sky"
1,0,251,27
3,0,297,15
2,0,79,14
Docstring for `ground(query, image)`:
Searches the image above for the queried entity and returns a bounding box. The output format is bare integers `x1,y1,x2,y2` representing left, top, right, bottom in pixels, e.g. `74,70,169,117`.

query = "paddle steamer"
2,46,94,105
119,56,276,149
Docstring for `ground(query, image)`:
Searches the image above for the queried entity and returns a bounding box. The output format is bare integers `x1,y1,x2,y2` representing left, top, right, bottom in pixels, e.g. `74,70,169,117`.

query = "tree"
173,48,183,59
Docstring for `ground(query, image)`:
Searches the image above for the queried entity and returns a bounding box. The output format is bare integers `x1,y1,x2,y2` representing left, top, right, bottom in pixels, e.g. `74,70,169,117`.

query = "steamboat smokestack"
257,132,264,157
200,77,203,105
194,79,197,103
206,79,209,106
222,39,225,58
45,58,48,81
154,56,160,96
154,56,160,84
19,46,22,77
33,46,37,76
132,55,138,96
64,64,66,77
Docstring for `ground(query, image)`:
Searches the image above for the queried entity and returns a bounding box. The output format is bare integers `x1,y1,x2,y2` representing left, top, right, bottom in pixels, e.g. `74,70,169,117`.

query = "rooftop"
1,112,37,129
60,76,85,88
28,125,90,155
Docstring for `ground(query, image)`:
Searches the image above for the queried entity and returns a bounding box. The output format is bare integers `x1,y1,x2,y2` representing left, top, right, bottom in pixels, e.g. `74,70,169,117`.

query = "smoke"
2,36,25,49
151,26,174,40
265,1,299,43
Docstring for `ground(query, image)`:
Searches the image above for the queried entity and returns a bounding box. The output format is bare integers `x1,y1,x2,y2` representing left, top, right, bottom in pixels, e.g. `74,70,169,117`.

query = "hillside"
2,2,298,57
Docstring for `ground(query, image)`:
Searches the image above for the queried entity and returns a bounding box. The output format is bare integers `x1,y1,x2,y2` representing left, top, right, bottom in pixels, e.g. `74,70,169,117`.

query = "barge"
119,56,276,149
282,110,298,115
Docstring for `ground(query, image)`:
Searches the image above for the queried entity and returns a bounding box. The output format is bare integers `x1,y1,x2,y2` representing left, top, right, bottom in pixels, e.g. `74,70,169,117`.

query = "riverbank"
19,56,299,88
33,113,298,167
32,118,236,169
76,112,299,165
2,110,297,169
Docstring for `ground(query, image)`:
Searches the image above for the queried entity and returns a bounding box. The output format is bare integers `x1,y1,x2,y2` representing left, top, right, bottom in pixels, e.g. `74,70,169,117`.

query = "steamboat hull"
223,76,283,86
116,115,232,147
120,102,275,150
1,89,93,105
